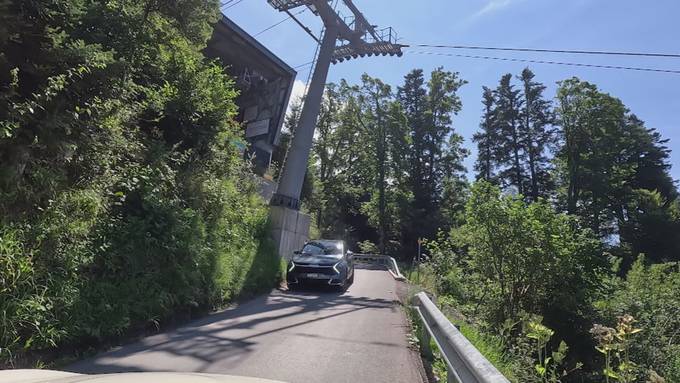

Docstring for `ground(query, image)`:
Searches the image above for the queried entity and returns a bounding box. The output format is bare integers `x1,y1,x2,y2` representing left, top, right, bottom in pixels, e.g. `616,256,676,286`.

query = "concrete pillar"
269,206,311,259
270,25,338,210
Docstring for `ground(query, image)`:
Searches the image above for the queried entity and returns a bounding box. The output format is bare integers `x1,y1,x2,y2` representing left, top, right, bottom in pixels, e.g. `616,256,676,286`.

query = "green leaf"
603,368,619,379
535,365,546,376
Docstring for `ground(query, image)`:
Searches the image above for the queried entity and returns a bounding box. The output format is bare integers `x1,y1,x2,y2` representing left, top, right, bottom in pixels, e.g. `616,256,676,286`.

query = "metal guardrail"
413,292,510,383
352,254,505,382
352,253,406,281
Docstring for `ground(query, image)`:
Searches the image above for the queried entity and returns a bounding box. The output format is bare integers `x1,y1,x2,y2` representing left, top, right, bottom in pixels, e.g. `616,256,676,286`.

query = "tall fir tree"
517,68,555,201
473,86,498,182
397,68,466,253
494,74,526,195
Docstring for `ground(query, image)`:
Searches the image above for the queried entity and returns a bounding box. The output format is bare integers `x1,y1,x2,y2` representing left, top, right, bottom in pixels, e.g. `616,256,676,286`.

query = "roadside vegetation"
295,68,680,382
0,0,280,367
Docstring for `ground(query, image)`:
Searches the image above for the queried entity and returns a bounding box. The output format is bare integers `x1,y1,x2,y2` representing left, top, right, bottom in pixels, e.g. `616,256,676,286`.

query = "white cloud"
477,0,512,16
469,0,524,21
285,79,307,117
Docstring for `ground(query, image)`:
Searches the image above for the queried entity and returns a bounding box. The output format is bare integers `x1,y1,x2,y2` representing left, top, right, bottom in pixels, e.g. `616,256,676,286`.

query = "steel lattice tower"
268,0,404,209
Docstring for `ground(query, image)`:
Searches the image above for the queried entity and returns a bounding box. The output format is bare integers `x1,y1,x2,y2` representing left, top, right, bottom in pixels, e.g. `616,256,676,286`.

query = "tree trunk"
528,146,538,201
511,116,523,196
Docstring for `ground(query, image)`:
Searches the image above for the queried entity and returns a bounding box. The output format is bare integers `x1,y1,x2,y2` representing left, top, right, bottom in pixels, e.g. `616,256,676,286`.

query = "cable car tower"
268,0,405,210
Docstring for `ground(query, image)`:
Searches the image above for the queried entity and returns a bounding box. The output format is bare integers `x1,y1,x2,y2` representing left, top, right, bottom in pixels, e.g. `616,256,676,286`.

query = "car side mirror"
347,250,353,255
293,250,301,255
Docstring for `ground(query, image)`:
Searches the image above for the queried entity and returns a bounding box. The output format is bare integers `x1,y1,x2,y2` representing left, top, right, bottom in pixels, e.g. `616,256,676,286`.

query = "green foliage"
619,190,680,264
590,315,643,383
422,71,678,382
397,68,468,255
424,181,603,380
474,69,555,200
0,0,279,367
596,258,680,381
357,240,380,254
525,318,579,383
457,321,524,382
555,78,678,259
303,69,468,258
0,226,62,363
456,181,603,326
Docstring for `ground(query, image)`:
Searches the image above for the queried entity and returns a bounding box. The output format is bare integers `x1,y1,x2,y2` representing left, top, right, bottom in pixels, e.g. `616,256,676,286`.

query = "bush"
425,181,605,379
449,182,604,329
0,0,281,367
358,240,380,254
0,226,63,362
596,258,680,381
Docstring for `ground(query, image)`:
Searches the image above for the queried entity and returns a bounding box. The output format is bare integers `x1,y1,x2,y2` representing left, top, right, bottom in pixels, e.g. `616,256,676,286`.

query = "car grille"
294,265,336,275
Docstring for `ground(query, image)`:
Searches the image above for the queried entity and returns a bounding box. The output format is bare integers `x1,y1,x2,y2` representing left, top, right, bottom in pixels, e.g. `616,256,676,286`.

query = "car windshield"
301,242,341,256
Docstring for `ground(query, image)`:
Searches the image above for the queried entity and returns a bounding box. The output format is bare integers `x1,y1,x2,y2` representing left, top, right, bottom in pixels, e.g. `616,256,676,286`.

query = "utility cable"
407,50,680,75
293,61,315,69
253,9,306,37
222,0,246,10
412,44,680,59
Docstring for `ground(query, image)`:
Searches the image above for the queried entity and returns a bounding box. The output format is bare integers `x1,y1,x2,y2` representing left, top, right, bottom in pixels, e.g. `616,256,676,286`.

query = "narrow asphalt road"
68,268,425,383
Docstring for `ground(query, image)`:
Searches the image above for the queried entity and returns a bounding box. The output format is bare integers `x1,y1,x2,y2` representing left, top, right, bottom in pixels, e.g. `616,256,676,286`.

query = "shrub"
596,258,680,381
425,181,605,379
0,0,280,367
449,182,604,330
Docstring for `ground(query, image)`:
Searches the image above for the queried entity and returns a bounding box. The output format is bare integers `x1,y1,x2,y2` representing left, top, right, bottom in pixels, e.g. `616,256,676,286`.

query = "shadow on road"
67,272,398,374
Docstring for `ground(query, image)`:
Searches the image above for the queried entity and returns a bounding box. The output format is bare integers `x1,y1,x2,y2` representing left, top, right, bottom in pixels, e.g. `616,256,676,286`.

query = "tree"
494,74,526,195
398,69,429,247
517,68,555,201
441,133,470,227
555,78,617,221
555,78,679,260
306,83,358,237
397,68,467,252
473,86,498,182
619,190,680,263
473,69,554,200
354,75,409,253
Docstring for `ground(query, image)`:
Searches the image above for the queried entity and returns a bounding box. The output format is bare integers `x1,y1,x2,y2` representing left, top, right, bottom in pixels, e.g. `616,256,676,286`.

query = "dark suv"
286,240,355,290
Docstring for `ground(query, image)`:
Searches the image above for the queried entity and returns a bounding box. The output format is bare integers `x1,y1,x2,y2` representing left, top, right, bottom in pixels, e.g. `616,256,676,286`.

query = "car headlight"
333,261,343,274
288,261,296,272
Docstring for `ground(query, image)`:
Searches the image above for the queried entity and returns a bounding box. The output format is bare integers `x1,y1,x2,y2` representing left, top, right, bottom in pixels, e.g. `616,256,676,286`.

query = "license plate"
305,273,326,279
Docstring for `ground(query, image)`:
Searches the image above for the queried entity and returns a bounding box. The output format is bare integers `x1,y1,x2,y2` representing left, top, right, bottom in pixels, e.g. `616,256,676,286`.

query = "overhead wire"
412,44,680,59
407,50,680,75
253,8,306,37
222,0,246,10
223,2,680,76
293,61,315,70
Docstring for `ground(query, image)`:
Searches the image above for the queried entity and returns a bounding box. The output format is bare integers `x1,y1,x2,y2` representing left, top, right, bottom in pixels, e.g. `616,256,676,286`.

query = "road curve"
67,268,425,383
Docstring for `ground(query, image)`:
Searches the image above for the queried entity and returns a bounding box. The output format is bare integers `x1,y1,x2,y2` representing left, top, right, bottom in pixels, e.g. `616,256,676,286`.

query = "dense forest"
285,69,680,382
1,0,280,367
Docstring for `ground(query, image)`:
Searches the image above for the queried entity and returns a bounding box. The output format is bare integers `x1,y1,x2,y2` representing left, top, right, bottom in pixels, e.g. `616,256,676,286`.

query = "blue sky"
224,0,680,181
